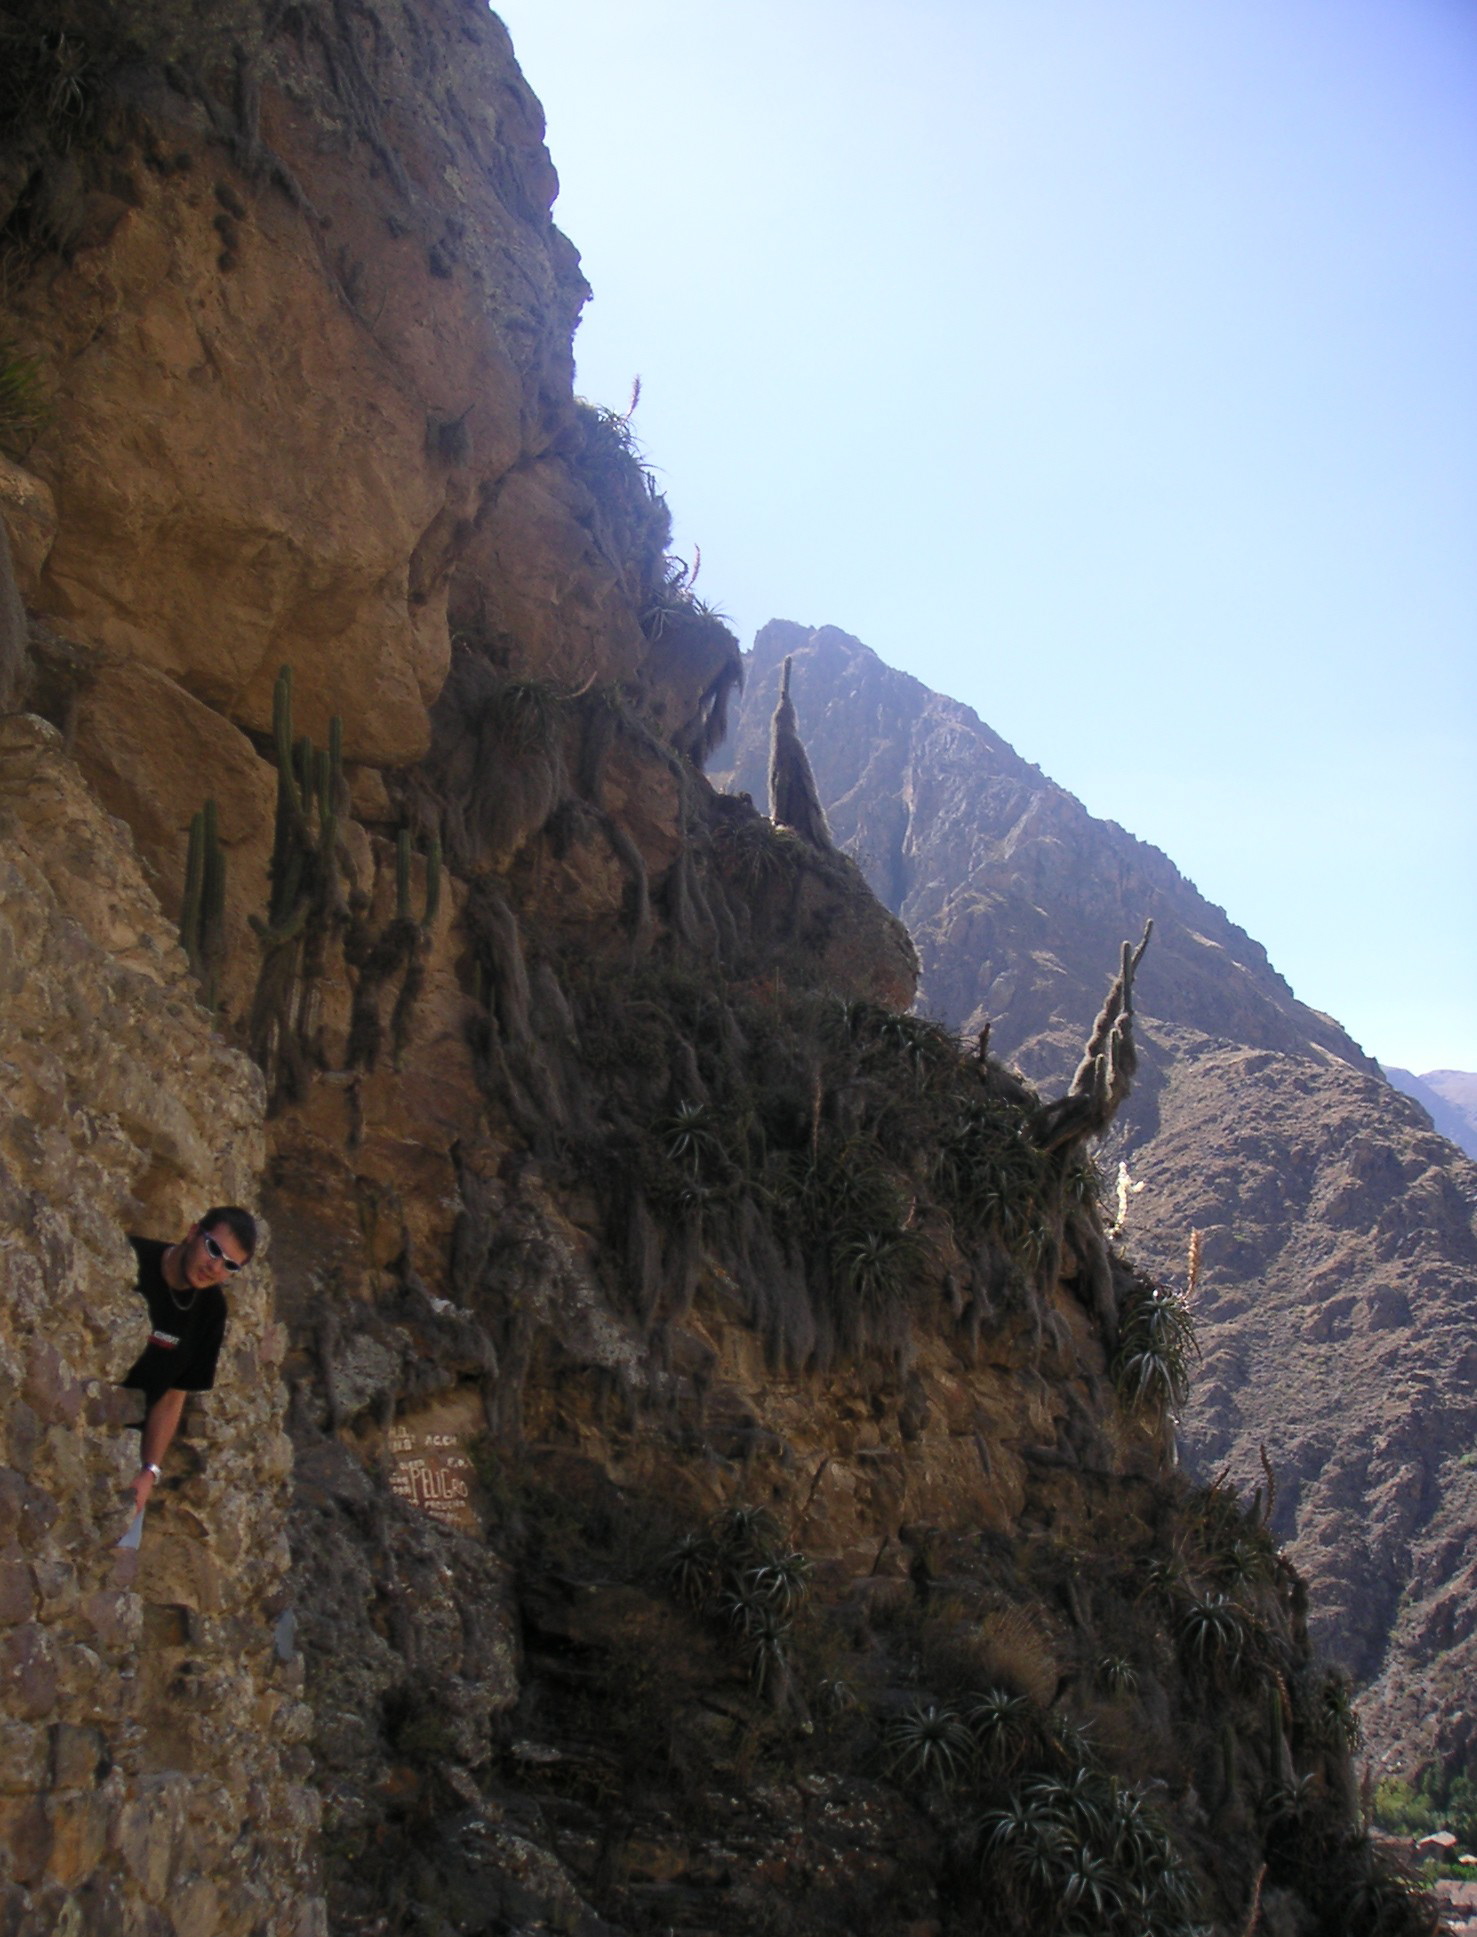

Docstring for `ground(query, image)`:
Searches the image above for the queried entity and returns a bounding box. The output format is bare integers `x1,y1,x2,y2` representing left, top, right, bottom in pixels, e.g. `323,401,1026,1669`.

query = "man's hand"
127,1465,158,1516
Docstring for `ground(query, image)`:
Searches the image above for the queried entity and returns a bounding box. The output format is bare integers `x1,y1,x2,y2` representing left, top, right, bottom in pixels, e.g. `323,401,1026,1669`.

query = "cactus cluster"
343,823,441,1076
248,665,346,1102
395,824,441,927
262,662,343,940
179,796,226,1011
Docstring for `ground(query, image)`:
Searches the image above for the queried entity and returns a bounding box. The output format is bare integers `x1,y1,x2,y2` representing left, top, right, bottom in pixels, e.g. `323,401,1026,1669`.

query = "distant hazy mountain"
716,618,1477,1779
1384,1067,1477,1159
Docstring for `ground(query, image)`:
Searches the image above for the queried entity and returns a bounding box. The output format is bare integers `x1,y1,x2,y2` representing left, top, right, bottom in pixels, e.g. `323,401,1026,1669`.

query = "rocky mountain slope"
0,6,1447,1935
717,620,1477,1786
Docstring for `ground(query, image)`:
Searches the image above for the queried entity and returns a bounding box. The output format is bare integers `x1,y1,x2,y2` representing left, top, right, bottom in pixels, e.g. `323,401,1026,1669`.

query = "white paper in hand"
116,1508,145,1551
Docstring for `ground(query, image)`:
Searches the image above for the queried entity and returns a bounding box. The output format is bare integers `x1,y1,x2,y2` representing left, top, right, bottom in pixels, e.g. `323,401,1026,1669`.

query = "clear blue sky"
494,0,1477,1074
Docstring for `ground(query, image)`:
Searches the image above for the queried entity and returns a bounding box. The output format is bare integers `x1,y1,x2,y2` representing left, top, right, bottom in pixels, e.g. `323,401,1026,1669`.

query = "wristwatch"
142,1463,162,1480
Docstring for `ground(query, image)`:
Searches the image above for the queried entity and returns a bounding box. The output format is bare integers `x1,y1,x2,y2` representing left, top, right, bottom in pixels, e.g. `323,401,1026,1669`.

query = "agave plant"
1025,1765,1116,1842
1058,1843,1124,1922
959,1686,1038,1775
1338,1840,1440,1937
835,1222,928,1312
1110,1794,1200,1923
1262,1771,1322,1827
981,1768,1201,1936
740,1607,792,1700
484,675,565,759
746,1549,814,1617
815,1676,857,1717
662,1531,720,1610
1310,1667,1364,1755
1212,1532,1277,1592
1112,1278,1197,1417
1046,1719,1101,1777
1177,1593,1251,1678
1143,1554,1187,1604
1063,1153,1107,1209
882,1700,974,1791
978,1793,1070,1894
712,814,793,890
711,1504,781,1563
866,1010,957,1089
934,1106,1052,1261
802,1138,906,1231
1097,1653,1139,1696
659,1099,727,1178
0,339,50,460
717,1584,771,1637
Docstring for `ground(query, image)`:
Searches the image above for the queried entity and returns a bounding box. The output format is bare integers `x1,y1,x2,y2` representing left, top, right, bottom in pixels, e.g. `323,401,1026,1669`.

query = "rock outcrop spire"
767,655,833,850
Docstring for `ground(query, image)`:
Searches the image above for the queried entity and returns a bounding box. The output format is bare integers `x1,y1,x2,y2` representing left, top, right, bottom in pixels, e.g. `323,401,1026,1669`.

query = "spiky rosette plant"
1304,1666,1364,1757
659,1506,812,1708
1097,1654,1139,1697
959,1687,1041,1776
1112,1275,1197,1419
662,1531,720,1611
882,1700,974,1792
1336,1840,1444,1937
746,1549,813,1618
977,1768,1202,1936
933,1099,1053,1268
1178,1593,1259,1685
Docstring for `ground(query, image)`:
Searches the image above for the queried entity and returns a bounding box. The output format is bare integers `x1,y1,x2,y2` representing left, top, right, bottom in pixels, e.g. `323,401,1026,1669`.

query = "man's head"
181,1205,257,1289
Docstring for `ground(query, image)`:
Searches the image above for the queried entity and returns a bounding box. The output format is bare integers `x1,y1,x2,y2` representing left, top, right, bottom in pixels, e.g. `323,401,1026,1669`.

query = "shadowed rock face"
717,617,1477,1775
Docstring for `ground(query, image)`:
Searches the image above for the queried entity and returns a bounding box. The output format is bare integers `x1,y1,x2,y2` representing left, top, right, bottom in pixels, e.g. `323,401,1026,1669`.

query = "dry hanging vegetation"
414,687,1436,1930
455,933,1146,1385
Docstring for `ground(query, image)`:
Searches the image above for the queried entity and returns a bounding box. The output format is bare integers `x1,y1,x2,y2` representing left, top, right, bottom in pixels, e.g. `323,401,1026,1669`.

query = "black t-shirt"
121,1237,228,1412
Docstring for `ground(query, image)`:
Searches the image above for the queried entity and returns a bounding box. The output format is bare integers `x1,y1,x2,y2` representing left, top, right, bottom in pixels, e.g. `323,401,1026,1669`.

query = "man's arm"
128,1388,188,1513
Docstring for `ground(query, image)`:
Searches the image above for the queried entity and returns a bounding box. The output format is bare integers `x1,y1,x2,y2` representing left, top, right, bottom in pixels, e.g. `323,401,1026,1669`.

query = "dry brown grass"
974,1604,1060,1707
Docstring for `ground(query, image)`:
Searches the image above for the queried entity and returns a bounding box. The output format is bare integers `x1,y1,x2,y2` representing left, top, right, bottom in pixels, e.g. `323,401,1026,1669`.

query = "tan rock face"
450,456,651,689
0,458,56,598
6,0,587,777
0,714,324,1935
33,158,446,761
71,658,277,1017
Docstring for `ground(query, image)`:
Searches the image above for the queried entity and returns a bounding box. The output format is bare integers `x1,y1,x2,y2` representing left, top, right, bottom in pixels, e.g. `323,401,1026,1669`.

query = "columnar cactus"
248,665,346,1101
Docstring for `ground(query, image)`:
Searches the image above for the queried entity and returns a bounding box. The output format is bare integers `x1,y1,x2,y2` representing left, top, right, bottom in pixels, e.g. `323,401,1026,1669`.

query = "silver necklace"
165,1246,199,1314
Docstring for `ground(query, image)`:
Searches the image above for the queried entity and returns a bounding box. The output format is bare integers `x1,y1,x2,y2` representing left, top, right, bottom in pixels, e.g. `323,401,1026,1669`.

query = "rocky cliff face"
0,7,1444,1935
716,618,1477,1786
0,713,321,1934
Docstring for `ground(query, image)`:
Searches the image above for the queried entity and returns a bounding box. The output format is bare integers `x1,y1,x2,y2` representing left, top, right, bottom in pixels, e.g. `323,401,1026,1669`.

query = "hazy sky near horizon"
494,0,1476,1073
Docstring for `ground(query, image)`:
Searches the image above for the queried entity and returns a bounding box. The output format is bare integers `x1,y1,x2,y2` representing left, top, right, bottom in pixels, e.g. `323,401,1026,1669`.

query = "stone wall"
0,714,323,1935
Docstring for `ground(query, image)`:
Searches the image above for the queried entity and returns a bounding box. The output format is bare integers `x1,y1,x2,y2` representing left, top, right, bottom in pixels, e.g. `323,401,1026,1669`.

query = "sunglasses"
202,1232,246,1273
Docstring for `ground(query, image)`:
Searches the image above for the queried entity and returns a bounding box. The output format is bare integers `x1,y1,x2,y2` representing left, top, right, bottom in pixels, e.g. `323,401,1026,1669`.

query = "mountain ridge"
1385,1066,1477,1159
715,619,1378,1085
716,616,1477,1779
